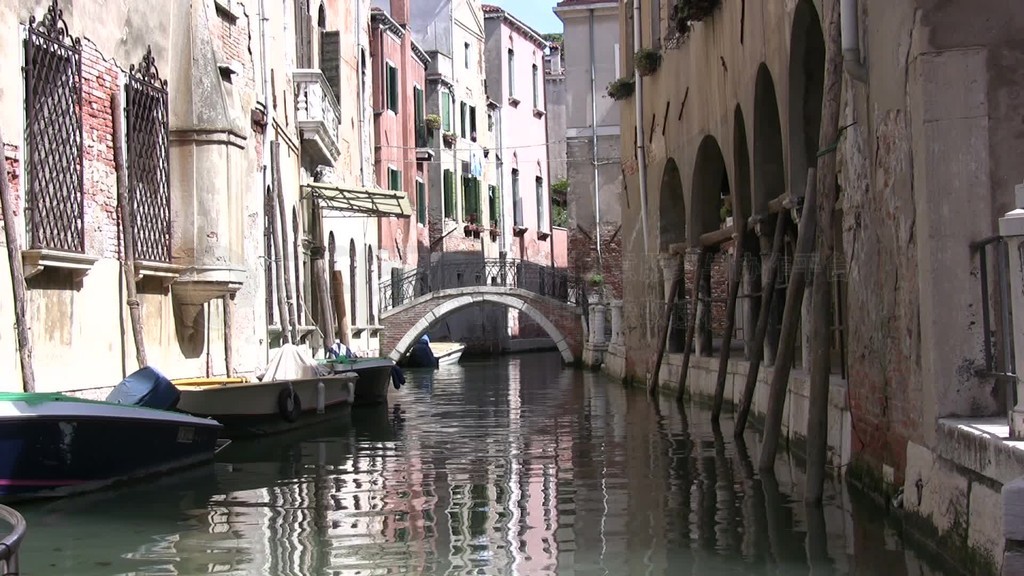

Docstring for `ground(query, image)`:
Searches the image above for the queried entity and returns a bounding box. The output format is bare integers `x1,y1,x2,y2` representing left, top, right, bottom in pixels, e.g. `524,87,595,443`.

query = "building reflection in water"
58,353,950,576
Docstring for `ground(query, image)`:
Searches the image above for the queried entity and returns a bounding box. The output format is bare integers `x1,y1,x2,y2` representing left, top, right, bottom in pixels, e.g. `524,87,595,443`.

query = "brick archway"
380,286,583,364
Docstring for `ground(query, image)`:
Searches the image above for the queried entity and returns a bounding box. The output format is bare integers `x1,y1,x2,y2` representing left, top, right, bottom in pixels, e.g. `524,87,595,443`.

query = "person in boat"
406,334,439,368
327,339,357,361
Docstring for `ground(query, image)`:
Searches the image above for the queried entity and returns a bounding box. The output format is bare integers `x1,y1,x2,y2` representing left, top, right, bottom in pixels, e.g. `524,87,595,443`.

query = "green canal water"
16,352,955,575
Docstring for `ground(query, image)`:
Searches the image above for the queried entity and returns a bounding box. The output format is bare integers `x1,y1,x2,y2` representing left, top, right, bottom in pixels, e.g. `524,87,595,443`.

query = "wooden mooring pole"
648,250,685,397
112,92,148,370
734,209,790,437
0,130,35,392
269,142,293,344
805,0,844,504
712,232,746,421
758,167,821,472
675,248,711,402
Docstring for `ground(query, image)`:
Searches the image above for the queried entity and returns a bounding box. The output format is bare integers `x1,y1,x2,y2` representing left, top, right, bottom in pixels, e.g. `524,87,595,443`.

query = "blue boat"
0,367,223,501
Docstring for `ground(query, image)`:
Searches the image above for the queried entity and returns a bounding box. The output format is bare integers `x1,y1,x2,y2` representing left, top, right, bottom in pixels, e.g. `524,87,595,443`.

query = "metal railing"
380,257,581,313
0,504,26,575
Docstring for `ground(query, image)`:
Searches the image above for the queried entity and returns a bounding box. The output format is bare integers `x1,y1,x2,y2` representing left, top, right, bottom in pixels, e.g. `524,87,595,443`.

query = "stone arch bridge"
379,258,585,364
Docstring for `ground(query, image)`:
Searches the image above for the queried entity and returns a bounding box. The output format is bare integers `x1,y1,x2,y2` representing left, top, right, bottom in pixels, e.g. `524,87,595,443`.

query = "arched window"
366,245,375,324
349,239,358,326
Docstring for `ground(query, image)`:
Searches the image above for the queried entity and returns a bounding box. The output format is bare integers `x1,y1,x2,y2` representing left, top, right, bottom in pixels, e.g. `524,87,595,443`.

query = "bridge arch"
381,286,581,365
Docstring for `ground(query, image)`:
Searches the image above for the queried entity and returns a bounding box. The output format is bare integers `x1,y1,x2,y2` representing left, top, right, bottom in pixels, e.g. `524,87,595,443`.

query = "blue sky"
488,0,562,34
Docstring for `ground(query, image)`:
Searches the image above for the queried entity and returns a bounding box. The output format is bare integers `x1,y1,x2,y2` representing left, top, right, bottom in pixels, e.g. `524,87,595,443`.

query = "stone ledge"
935,418,1024,486
22,249,99,282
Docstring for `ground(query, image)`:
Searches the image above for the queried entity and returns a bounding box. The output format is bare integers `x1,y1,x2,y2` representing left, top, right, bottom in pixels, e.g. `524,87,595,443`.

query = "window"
441,91,451,131
460,102,468,139
464,41,471,69
413,85,426,147
651,0,662,49
536,177,547,231
385,62,399,114
416,179,427,225
349,239,358,326
532,64,539,109
469,105,477,141
511,169,522,227
366,245,375,324
388,167,402,191
443,169,456,219
462,176,480,222
126,49,171,262
488,185,499,226
24,8,85,252
507,49,515,98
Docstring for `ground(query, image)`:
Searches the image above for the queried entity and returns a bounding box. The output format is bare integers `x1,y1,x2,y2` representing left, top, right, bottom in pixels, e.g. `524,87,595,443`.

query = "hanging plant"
606,77,635,101
671,0,721,33
425,114,442,131
442,131,457,148
634,48,662,77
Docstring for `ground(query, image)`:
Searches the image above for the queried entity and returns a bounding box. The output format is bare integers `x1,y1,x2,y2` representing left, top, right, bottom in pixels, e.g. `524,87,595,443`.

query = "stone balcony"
293,69,342,166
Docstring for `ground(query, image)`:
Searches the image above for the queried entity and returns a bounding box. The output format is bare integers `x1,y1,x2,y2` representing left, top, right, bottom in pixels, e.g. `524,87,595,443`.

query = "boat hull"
0,399,222,501
434,343,465,366
175,374,357,438
329,359,394,407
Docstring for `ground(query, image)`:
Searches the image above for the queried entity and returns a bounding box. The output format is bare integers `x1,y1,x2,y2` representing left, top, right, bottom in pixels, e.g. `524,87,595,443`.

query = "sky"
487,0,562,35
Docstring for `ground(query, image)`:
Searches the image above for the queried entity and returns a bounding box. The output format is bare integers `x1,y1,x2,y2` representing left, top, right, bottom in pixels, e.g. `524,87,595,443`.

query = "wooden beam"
675,248,711,402
712,233,746,421
0,130,35,392
648,252,685,397
270,141,293,344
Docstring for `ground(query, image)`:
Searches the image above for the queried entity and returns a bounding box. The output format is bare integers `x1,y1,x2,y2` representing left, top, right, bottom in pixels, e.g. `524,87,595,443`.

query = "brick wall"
1,144,19,228
81,42,120,258
568,222,622,299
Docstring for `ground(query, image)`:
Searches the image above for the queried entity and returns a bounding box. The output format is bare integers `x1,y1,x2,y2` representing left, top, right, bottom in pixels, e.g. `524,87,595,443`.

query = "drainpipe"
588,10,602,271
259,0,274,184
841,0,867,83
632,0,649,258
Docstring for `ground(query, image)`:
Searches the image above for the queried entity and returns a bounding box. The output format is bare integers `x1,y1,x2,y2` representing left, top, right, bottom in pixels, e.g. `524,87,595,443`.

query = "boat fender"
316,381,326,414
278,387,301,422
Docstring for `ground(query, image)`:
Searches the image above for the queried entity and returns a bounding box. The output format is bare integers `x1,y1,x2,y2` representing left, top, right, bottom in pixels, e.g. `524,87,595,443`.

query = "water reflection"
17,352,953,575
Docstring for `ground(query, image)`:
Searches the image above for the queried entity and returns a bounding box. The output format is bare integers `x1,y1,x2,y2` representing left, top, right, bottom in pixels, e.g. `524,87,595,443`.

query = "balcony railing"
293,69,342,165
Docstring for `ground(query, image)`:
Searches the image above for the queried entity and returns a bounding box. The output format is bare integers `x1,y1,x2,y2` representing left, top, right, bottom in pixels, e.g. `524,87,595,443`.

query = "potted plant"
606,77,636,101
489,221,500,241
442,131,457,148
588,272,604,287
634,48,662,77
672,0,721,33
425,114,442,131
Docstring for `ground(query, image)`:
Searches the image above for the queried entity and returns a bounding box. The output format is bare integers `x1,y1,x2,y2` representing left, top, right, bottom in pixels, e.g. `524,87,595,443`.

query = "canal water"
17,352,954,575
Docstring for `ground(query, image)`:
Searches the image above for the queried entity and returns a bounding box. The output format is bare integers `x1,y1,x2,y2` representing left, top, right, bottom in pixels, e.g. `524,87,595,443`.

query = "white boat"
326,357,396,406
173,345,357,438
431,341,466,366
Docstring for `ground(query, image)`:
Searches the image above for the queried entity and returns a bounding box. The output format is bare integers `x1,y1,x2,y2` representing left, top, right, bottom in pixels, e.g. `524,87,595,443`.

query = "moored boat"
0,388,222,502
431,341,466,366
174,344,357,438
326,357,397,407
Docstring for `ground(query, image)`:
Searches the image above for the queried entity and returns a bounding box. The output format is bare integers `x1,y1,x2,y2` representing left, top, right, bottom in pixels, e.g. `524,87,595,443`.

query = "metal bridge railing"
0,503,26,576
380,257,581,313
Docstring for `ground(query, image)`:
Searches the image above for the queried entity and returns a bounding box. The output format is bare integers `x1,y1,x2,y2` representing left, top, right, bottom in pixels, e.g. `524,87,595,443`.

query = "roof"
481,4,549,49
370,7,405,39
410,39,430,67
555,0,615,5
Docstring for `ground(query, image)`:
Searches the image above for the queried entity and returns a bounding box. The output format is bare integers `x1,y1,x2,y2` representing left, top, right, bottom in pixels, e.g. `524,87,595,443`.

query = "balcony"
293,69,342,166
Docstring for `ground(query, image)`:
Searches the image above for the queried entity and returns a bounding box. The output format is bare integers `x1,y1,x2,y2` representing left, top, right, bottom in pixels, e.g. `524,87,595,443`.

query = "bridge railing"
1,503,26,575
380,257,582,313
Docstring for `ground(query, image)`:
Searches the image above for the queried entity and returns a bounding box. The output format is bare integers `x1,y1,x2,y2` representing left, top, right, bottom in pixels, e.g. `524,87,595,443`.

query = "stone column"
588,304,598,344
610,300,624,345
592,304,607,346
658,252,680,301
999,183,1024,438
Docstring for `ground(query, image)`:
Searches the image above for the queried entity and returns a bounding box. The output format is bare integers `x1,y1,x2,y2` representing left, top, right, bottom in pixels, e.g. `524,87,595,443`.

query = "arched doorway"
689,136,730,356
788,0,826,203
732,105,760,359
658,158,687,352
753,63,790,365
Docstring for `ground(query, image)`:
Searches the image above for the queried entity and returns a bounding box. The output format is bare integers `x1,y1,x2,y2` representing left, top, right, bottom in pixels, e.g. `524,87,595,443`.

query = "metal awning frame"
302,182,413,218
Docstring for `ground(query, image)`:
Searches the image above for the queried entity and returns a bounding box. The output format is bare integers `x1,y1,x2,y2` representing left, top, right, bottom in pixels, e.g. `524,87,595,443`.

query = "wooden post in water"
269,142,293,344
275,148,299,344
712,232,746,421
758,168,821,472
648,251,685,397
734,209,789,436
805,0,844,504
111,92,147,370
675,249,711,402
0,130,35,392
332,270,350,346
223,295,234,377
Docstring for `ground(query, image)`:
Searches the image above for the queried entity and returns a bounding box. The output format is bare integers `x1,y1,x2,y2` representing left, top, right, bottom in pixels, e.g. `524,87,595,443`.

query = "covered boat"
0,367,223,501
174,344,357,437
326,357,399,407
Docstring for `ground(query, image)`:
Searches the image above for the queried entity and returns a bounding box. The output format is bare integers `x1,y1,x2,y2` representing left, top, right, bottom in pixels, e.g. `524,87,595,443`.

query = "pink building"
371,2,431,274
482,5,560,267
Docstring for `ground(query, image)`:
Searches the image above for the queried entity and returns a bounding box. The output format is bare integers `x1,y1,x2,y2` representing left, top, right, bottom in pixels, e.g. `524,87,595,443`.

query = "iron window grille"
126,47,171,263
24,0,84,253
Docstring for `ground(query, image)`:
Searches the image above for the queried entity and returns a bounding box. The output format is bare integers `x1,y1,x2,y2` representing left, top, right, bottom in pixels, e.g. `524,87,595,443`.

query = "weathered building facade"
608,0,1024,570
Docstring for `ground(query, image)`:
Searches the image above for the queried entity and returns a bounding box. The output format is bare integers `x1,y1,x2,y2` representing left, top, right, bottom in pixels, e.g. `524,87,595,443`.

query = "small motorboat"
173,344,357,438
0,367,223,502
431,341,466,366
325,357,399,407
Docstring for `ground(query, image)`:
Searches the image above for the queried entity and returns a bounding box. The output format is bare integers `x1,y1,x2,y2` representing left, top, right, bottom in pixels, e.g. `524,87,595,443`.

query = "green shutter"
443,170,455,219
416,180,426,225
388,168,402,192
387,65,399,113
441,93,451,131
488,185,499,225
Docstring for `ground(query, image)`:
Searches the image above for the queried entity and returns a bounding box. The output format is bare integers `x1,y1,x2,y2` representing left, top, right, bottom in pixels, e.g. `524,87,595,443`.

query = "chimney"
549,44,562,73
391,0,409,26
